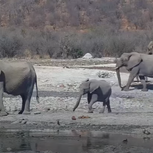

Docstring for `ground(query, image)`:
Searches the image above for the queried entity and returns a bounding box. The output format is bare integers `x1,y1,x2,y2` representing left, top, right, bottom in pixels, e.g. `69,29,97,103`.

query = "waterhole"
0,130,153,153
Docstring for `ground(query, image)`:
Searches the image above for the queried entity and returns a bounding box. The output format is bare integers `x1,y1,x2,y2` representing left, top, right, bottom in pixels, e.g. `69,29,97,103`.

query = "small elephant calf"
73,79,112,113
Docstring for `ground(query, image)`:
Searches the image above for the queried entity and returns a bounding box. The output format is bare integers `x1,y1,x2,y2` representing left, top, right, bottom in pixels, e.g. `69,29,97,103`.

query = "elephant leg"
19,94,26,114
145,77,148,82
22,88,33,114
88,94,97,113
99,98,111,113
23,94,32,115
106,99,111,113
99,102,106,113
0,82,7,116
123,67,139,91
139,76,148,91
87,93,91,104
136,75,139,82
23,85,34,114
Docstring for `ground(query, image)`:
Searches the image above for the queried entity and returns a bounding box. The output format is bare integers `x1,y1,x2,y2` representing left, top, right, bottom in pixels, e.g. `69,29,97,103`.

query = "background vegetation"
0,0,153,58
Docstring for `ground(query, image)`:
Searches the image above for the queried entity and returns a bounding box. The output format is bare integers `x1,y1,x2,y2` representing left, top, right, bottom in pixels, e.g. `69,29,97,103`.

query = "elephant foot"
22,111,31,115
108,110,112,113
141,88,148,92
99,108,105,113
88,110,93,113
122,87,130,91
18,111,23,114
99,110,104,114
0,111,8,117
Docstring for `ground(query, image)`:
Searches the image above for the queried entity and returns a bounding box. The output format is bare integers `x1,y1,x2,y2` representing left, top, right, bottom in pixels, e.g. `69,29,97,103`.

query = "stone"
21,120,27,124
44,107,50,112
34,111,41,115
11,120,20,124
7,147,12,151
82,53,93,59
97,71,114,78
72,116,76,120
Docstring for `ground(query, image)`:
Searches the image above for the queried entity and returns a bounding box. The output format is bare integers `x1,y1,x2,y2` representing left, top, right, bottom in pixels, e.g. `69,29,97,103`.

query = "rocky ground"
1,57,153,137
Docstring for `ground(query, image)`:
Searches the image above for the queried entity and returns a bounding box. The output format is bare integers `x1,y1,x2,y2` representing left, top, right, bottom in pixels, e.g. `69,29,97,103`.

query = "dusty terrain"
1,57,153,138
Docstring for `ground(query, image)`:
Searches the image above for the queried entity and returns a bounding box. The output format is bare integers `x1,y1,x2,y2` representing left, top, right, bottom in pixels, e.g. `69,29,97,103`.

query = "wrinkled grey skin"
0,61,39,116
73,79,112,113
115,52,153,91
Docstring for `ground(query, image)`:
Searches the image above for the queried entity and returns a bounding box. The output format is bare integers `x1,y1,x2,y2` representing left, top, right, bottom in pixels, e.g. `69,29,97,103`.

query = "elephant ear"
127,52,142,71
90,80,100,93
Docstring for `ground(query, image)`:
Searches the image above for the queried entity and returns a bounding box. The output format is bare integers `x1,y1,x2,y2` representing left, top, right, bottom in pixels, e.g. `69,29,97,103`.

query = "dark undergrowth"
0,0,153,58
0,26,153,59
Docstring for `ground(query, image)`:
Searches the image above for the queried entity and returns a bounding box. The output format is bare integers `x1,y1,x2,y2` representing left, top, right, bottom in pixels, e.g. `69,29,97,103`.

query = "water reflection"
0,130,153,153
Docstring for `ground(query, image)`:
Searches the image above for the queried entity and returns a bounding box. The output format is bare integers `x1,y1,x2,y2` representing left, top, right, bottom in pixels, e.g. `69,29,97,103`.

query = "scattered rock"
78,115,91,119
19,119,25,123
63,65,70,68
102,133,109,138
143,129,151,135
44,107,50,112
122,139,128,144
21,120,27,124
97,71,114,78
72,116,76,120
82,53,93,59
6,147,12,151
34,111,41,115
12,119,28,124
57,119,60,125
143,137,150,140
11,120,20,124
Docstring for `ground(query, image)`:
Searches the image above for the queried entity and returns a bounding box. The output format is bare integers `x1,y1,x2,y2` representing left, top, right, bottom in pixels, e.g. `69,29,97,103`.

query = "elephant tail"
35,75,39,103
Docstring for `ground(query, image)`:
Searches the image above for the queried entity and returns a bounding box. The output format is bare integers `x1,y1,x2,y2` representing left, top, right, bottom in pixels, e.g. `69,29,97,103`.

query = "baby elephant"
73,79,112,113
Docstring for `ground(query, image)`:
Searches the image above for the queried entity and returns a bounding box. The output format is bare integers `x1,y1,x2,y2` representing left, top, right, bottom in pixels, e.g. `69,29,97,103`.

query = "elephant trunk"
73,94,82,111
116,68,123,89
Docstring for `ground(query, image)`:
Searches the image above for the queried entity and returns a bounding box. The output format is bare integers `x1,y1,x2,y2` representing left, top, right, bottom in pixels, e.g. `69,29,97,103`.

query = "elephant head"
115,52,142,89
147,41,153,55
73,79,100,111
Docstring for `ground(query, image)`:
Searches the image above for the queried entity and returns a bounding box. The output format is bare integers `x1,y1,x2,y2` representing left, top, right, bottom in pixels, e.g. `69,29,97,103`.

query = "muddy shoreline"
1,57,153,142
1,111,153,137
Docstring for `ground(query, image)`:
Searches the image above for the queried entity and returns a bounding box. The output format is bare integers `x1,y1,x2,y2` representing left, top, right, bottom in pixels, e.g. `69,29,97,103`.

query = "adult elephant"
115,52,153,91
73,79,112,113
0,61,39,116
131,41,153,82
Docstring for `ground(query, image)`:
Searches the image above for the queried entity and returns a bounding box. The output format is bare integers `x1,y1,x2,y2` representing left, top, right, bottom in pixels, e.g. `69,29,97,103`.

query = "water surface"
0,130,153,153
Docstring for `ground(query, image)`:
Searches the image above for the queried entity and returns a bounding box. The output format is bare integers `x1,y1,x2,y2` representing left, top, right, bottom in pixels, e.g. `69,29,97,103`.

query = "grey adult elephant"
0,61,39,116
115,52,153,91
130,41,153,82
73,79,112,113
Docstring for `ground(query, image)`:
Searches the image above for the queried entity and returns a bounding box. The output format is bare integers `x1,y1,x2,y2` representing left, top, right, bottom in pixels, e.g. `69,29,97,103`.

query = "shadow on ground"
131,82,153,90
